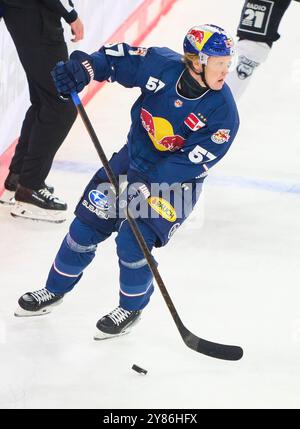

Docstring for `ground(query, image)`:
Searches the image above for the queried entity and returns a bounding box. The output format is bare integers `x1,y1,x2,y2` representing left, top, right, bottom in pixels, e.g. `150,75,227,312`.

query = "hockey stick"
71,92,243,361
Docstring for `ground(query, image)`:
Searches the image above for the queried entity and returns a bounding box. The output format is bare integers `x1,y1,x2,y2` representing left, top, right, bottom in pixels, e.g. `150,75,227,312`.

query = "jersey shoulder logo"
128,47,148,56
211,129,231,144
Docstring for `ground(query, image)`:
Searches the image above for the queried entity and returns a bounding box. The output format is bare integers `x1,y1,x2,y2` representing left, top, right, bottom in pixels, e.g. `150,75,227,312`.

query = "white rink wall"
0,0,143,156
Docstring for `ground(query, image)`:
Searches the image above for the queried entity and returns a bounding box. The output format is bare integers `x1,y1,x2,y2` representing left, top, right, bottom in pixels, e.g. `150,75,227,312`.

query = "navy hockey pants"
46,217,156,311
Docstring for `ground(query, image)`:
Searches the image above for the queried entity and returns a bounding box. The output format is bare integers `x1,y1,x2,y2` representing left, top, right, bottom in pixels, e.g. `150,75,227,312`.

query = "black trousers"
237,0,292,47
4,5,77,189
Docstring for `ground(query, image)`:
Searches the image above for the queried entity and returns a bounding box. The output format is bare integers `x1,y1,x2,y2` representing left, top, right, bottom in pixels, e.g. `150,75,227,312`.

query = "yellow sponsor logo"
140,108,185,152
149,117,174,152
148,197,177,222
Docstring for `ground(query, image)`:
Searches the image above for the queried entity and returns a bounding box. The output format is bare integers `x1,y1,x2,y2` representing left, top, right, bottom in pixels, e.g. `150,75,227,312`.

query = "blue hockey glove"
51,50,95,96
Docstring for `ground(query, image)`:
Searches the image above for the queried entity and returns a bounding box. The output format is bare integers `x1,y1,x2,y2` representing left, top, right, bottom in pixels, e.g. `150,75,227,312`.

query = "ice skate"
11,185,67,223
94,306,142,340
15,288,64,317
0,173,54,207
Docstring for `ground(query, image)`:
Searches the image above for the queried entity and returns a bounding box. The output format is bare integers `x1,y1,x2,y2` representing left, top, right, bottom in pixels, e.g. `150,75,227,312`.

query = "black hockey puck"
132,364,147,375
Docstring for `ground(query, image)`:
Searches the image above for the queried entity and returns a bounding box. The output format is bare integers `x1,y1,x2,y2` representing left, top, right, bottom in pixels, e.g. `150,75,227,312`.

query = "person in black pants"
0,0,84,223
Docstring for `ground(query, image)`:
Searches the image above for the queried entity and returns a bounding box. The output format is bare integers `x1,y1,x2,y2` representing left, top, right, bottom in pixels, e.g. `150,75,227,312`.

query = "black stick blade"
181,327,243,361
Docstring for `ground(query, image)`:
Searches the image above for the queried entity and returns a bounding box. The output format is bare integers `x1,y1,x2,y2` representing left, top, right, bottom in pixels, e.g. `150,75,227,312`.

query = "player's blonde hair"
182,52,199,68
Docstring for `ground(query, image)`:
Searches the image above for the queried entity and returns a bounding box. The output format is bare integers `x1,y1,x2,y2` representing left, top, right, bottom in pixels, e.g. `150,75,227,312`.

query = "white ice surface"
0,0,300,409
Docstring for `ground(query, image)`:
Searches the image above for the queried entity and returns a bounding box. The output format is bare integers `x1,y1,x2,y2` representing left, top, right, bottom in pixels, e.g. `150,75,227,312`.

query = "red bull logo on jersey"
148,197,177,222
211,129,231,144
140,108,185,152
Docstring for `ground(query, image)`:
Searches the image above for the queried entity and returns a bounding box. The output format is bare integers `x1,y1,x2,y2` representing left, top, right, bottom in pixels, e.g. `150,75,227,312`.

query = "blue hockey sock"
46,218,108,295
116,220,157,311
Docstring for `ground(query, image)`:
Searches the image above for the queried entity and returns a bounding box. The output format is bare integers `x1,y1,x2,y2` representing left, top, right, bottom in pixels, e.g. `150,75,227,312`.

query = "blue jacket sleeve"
147,105,239,185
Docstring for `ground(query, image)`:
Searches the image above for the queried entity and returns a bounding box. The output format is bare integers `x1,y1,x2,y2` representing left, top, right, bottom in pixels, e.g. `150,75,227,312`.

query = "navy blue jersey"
90,43,239,185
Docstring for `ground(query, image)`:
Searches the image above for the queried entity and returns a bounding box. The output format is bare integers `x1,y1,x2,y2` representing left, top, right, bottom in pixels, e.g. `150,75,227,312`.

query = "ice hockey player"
15,25,239,340
227,0,297,99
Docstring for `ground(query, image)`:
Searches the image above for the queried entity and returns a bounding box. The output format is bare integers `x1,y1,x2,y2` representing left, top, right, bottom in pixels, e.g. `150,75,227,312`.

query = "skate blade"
93,329,130,341
93,316,141,341
14,306,52,317
14,298,64,317
11,202,66,224
0,190,15,206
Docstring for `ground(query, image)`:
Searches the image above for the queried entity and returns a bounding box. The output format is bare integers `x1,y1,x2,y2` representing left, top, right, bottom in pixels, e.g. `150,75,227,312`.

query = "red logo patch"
141,108,155,137
189,29,204,45
174,99,183,108
159,135,185,151
184,113,206,131
211,129,231,144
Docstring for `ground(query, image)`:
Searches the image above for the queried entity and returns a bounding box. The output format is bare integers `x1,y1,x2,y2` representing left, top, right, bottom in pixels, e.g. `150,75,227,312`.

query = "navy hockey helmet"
183,24,235,65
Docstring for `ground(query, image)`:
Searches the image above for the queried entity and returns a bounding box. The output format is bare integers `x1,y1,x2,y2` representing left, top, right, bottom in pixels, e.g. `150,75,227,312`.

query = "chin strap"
187,59,211,90
199,65,210,89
